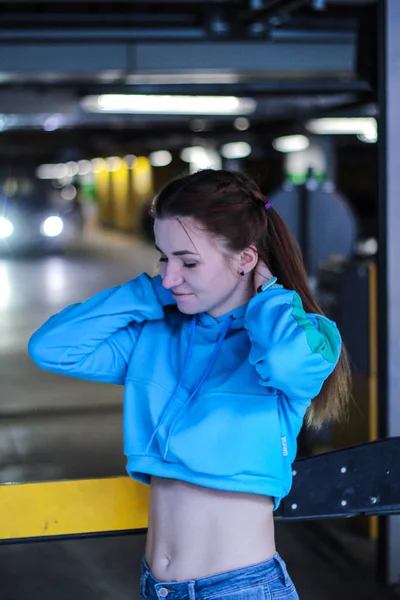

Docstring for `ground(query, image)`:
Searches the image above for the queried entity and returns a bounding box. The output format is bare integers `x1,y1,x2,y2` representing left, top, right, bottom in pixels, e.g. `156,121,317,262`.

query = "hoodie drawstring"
163,315,234,458
145,316,197,454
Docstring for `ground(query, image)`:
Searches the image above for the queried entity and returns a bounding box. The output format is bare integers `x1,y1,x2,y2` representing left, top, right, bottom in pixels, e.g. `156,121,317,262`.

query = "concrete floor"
0,230,398,600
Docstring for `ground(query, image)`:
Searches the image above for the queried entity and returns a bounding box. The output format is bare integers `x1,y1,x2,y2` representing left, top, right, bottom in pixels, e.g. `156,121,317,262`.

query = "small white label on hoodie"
281,437,288,457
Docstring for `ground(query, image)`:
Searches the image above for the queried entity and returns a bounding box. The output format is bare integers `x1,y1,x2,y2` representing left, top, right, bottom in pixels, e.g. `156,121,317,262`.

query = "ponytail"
258,207,351,428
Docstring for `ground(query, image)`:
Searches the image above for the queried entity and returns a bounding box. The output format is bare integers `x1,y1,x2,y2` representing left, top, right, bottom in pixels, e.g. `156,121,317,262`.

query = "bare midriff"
145,476,276,582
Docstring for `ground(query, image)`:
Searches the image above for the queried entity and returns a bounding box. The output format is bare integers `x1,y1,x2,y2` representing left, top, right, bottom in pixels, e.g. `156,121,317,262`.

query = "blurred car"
0,177,83,254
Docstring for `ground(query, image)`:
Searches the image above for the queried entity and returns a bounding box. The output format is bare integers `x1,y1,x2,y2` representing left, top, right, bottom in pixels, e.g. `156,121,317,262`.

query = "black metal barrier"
0,437,399,544
276,437,400,520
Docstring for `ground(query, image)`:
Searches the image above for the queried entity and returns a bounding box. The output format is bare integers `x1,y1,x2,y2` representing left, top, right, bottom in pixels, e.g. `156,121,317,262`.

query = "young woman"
28,169,350,600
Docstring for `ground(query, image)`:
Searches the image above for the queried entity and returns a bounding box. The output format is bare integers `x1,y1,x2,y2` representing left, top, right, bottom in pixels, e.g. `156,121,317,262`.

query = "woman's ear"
239,245,258,275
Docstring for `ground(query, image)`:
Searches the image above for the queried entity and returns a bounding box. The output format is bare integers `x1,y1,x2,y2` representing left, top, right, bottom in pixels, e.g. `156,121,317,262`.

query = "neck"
207,279,254,319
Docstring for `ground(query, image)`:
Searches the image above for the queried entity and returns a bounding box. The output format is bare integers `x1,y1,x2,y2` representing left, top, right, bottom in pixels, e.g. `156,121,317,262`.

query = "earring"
240,271,245,276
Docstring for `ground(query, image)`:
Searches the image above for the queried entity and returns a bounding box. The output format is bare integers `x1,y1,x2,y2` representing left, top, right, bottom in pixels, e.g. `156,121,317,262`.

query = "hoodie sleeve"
28,273,175,384
244,287,342,403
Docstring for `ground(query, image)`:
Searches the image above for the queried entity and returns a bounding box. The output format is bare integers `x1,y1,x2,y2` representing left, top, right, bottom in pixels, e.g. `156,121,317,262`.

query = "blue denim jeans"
140,553,299,599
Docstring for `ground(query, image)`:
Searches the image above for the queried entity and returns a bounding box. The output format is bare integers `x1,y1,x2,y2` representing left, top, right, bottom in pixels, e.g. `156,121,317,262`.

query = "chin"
175,298,206,315
176,305,199,315
174,294,218,316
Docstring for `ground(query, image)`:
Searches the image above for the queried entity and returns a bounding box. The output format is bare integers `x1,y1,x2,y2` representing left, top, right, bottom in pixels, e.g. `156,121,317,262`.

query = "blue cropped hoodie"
28,273,342,509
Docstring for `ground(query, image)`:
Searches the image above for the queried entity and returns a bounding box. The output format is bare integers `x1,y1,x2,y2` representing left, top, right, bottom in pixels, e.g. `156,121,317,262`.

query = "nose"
162,265,184,289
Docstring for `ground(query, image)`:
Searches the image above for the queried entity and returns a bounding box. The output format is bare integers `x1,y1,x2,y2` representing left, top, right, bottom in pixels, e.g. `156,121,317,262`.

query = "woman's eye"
159,257,196,269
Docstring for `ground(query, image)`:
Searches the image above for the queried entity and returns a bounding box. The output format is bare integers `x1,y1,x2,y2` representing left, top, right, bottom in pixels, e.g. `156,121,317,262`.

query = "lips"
172,292,193,297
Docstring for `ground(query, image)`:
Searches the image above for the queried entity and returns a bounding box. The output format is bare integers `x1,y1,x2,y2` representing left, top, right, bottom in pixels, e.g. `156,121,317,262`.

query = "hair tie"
265,202,271,210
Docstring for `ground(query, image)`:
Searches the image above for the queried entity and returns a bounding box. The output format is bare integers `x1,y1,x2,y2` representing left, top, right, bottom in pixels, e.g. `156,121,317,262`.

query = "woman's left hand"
253,258,274,294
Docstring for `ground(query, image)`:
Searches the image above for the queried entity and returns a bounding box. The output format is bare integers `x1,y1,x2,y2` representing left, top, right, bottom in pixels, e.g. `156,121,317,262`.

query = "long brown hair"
150,169,351,428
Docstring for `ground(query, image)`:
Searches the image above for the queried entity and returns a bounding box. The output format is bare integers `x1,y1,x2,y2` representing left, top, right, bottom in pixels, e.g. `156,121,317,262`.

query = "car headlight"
41,216,64,237
0,217,14,239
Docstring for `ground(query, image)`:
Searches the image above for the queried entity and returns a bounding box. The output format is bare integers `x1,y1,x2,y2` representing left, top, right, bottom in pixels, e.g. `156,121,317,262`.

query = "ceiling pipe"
240,0,311,26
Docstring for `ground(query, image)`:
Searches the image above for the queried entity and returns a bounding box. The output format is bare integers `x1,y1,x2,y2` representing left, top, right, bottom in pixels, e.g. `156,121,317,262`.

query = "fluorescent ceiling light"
124,155,137,168
36,164,70,180
91,158,107,173
149,151,172,167
36,164,56,179
78,160,92,176
66,161,79,177
234,117,250,131
106,157,122,172
43,114,64,132
125,73,240,85
181,146,210,163
60,185,77,201
81,94,256,115
357,131,378,144
273,135,310,153
180,146,222,171
306,117,377,136
221,142,252,159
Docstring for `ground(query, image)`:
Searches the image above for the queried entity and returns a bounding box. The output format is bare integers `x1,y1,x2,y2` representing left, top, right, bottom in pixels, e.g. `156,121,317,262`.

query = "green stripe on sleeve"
291,293,340,363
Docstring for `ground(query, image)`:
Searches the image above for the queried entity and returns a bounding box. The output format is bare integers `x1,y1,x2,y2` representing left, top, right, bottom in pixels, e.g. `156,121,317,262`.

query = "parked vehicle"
0,177,83,253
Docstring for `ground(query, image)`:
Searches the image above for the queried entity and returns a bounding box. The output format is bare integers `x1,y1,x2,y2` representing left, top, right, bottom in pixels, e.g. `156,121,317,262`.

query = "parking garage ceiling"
0,0,377,164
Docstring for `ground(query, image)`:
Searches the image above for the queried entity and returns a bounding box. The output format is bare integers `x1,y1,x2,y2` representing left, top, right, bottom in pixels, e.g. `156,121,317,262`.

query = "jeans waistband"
141,553,291,599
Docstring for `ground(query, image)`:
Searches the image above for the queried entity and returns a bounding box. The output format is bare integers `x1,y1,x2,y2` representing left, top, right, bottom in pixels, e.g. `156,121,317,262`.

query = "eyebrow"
155,244,199,257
